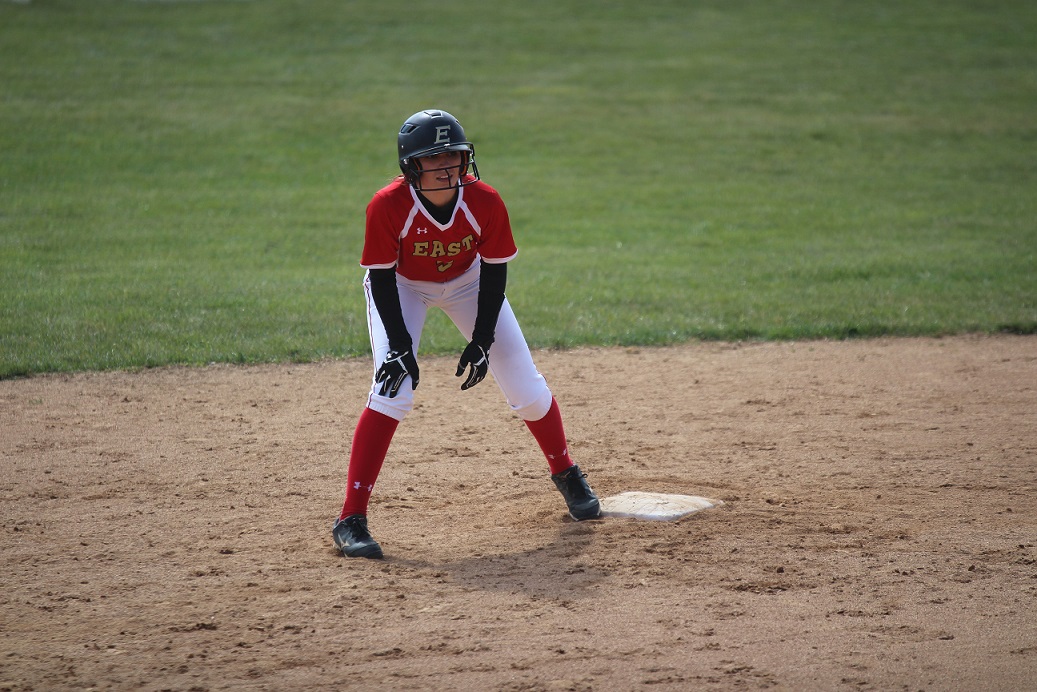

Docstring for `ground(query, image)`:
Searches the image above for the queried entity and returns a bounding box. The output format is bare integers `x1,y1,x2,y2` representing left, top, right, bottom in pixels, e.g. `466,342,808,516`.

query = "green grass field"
2,0,1035,377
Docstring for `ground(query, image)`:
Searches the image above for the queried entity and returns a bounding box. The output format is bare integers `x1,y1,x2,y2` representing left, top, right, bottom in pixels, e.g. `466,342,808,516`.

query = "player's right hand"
375,350,419,398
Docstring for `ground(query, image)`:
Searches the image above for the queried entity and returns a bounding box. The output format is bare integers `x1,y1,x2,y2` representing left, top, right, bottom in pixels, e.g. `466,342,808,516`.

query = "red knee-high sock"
339,408,400,519
524,397,575,475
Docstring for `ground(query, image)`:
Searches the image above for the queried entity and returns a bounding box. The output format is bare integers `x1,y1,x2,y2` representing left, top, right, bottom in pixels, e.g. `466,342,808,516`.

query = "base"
599,491,723,521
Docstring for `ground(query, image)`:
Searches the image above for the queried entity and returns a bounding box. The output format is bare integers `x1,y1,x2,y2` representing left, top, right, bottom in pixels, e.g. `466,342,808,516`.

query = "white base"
600,491,723,521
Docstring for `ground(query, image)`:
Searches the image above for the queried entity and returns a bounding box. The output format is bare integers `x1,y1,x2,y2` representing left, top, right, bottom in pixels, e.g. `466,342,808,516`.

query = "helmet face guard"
408,149,479,192
398,110,481,191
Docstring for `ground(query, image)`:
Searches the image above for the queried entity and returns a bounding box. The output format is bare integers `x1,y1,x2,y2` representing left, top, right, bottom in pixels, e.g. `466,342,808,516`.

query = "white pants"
363,261,554,422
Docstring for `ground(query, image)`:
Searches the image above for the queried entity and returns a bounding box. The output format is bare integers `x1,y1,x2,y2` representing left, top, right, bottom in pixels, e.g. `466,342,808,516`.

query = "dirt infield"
2,335,1035,691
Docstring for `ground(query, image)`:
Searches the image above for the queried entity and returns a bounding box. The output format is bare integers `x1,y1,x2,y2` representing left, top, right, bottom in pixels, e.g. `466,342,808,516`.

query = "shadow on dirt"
391,520,609,600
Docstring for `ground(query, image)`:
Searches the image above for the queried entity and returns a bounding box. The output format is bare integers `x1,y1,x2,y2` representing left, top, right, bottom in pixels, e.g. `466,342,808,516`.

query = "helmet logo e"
435,125,451,144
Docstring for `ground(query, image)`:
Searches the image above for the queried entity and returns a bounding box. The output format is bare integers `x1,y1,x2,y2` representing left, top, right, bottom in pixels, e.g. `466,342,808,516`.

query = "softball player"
333,109,601,559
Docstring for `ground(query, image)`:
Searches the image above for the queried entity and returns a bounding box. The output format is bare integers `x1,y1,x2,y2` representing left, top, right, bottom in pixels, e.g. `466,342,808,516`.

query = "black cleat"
332,514,384,559
551,464,601,521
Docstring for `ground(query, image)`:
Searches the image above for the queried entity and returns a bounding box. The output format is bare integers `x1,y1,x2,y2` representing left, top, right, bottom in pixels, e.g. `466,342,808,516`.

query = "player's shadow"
392,519,609,600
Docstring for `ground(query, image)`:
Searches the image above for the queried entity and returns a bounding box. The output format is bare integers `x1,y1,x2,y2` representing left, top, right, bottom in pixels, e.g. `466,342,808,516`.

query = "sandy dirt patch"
2,336,1035,690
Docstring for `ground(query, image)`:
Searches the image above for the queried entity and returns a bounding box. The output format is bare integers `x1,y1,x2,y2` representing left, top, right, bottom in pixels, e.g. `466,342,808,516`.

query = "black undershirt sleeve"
473,260,507,348
367,268,412,353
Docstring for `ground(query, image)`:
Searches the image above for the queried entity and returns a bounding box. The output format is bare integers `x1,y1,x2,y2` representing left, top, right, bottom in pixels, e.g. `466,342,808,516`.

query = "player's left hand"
455,341,489,390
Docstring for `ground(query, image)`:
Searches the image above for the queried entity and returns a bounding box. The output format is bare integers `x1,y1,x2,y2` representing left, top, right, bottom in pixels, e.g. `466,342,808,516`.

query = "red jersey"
361,178,518,282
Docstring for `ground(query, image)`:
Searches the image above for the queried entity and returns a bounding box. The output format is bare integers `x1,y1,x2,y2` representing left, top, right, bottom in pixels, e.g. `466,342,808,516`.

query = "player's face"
415,151,465,192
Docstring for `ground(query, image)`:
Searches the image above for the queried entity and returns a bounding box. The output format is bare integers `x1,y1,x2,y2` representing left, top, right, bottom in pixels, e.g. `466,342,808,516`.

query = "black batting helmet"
397,109,480,190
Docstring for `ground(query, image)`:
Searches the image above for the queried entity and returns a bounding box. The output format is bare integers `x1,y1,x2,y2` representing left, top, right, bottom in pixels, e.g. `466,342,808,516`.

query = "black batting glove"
455,342,489,391
375,350,419,398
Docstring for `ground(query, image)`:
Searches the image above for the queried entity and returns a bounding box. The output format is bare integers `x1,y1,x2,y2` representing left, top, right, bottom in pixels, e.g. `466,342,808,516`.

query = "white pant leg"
363,271,430,421
437,266,554,422
482,299,554,421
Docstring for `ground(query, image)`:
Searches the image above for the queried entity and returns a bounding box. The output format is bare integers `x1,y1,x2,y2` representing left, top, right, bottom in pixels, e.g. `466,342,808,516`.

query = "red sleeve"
473,186,518,264
360,186,402,269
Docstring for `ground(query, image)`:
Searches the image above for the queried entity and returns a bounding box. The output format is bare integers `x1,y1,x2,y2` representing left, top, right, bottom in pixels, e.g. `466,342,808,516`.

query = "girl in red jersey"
333,109,601,559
